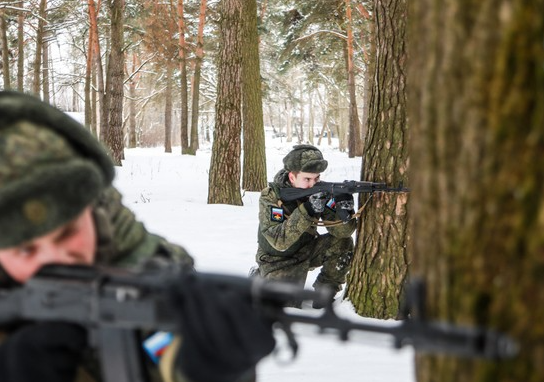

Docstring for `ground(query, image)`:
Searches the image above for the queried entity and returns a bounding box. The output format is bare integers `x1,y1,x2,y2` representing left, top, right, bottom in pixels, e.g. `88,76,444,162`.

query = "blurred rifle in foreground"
279,180,410,221
0,265,517,382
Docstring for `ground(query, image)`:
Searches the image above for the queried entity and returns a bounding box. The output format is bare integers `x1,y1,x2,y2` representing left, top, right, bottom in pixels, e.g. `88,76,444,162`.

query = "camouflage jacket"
256,169,356,261
0,186,195,382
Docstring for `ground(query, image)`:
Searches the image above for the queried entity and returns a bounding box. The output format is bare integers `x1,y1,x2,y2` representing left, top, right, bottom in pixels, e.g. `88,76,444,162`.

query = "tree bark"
178,0,189,153
345,0,363,158
241,0,267,192
127,52,139,148
408,1,544,381
207,0,243,206
164,63,173,153
345,0,409,319
32,0,47,96
0,9,11,89
105,0,125,165
16,1,24,91
42,30,50,102
185,0,207,155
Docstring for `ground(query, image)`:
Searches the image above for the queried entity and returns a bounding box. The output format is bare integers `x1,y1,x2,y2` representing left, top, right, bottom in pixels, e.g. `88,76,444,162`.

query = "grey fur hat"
283,144,328,173
0,91,114,249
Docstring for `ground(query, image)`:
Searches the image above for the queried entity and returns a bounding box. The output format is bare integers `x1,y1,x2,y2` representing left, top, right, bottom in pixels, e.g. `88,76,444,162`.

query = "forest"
1,0,544,381
0,0,366,159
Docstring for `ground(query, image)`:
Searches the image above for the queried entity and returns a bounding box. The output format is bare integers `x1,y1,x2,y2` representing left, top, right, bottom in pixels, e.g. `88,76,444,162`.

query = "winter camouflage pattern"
282,144,328,173
0,122,77,183
255,169,356,294
0,121,107,249
93,186,194,271
0,91,194,382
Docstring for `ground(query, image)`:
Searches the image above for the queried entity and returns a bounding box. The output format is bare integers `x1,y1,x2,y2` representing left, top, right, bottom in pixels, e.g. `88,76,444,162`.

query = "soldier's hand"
304,191,329,216
168,272,276,382
335,193,355,212
0,322,87,382
334,193,355,222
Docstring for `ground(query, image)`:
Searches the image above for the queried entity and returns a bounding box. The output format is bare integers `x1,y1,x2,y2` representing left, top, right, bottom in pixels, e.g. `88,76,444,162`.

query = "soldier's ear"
288,171,297,184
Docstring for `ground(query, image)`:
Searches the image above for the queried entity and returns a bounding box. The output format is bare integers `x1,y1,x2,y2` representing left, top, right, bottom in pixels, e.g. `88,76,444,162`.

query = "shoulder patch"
326,198,336,211
270,206,285,222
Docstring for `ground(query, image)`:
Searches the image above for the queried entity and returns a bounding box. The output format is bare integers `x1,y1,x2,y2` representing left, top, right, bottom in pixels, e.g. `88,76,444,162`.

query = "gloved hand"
168,272,276,382
334,193,355,212
334,193,355,222
0,322,87,382
304,191,329,217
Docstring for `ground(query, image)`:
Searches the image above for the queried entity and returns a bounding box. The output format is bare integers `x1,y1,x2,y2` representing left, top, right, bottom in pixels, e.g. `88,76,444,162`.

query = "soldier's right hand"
304,191,329,216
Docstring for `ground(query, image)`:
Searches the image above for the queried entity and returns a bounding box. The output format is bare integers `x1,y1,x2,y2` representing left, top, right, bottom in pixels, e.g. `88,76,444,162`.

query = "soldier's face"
0,207,96,283
289,171,321,189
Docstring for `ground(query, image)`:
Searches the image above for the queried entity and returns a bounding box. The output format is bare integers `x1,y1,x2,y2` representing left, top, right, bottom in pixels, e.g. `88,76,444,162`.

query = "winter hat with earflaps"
0,91,115,249
282,144,328,173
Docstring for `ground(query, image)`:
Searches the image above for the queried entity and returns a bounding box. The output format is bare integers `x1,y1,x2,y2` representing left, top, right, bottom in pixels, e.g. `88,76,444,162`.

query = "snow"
113,136,415,382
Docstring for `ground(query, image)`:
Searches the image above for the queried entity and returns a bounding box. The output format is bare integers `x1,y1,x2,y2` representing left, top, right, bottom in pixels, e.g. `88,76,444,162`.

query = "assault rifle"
279,180,410,221
0,265,517,382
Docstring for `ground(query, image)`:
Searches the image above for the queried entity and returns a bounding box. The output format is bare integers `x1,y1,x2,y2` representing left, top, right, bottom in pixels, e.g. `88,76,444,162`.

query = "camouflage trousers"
257,233,354,293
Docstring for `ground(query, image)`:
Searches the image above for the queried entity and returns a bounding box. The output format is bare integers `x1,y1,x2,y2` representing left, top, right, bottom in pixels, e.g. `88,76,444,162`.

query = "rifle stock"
0,264,517,381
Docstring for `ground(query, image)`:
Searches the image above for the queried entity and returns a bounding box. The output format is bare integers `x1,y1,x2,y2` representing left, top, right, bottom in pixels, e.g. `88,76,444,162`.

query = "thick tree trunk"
345,0,409,319
409,1,544,381
241,0,267,192
105,0,125,165
207,0,243,205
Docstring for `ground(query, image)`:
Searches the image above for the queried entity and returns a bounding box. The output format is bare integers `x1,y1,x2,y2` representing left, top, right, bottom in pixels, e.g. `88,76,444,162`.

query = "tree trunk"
308,90,314,144
105,0,125,165
345,0,409,319
90,0,106,142
0,9,11,89
359,2,375,148
127,52,138,148
207,0,243,206
186,0,207,156
285,100,292,142
345,0,363,158
84,8,93,129
32,0,47,96
16,1,24,91
42,32,50,102
409,1,544,381
164,63,173,153
178,0,189,153
241,0,267,192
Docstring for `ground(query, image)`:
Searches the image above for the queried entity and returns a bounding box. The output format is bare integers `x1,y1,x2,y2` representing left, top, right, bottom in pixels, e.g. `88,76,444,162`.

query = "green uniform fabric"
0,91,194,382
255,169,356,295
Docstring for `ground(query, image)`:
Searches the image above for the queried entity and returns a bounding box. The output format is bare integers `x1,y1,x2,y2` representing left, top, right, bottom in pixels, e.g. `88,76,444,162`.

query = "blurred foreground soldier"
251,145,356,308
0,91,274,382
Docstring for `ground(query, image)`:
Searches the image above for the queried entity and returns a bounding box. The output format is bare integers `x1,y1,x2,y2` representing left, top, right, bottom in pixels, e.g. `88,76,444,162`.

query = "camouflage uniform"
0,91,193,382
255,167,356,297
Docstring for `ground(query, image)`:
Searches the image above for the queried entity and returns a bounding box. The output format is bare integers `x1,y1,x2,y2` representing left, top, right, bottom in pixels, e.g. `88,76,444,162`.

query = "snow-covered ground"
114,136,415,382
